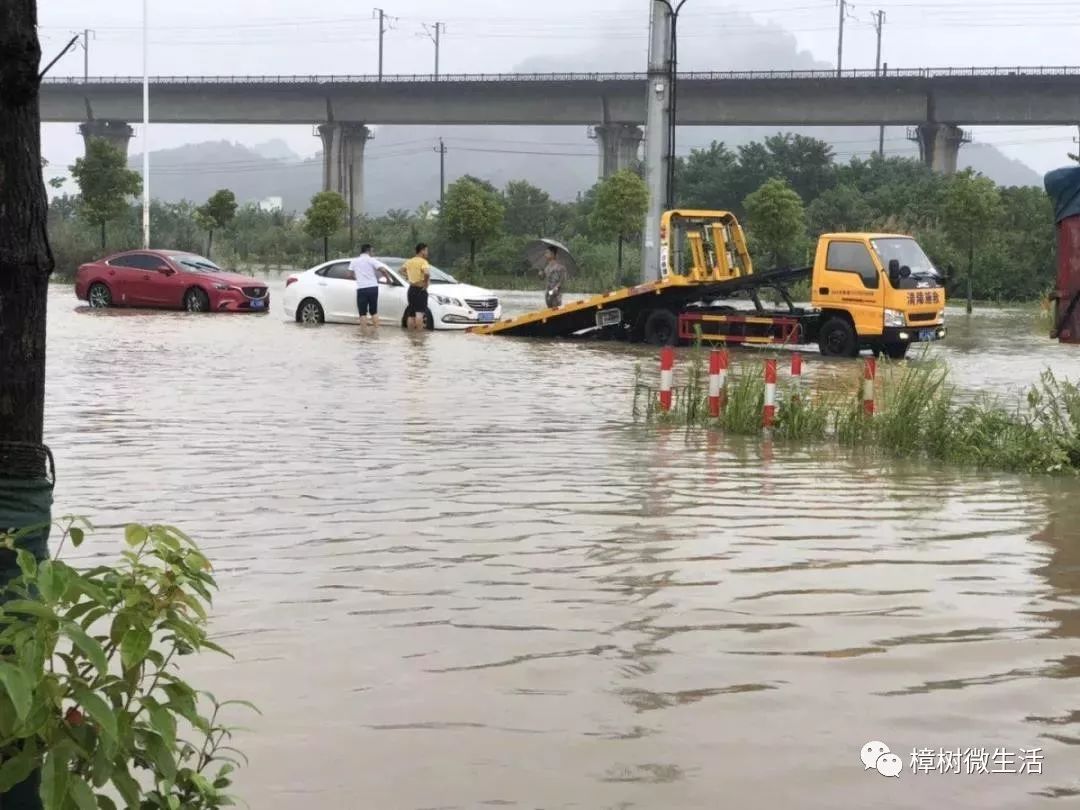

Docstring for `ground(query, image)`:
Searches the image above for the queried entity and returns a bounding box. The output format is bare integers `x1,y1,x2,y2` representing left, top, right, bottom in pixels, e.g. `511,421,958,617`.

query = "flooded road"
44,283,1080,808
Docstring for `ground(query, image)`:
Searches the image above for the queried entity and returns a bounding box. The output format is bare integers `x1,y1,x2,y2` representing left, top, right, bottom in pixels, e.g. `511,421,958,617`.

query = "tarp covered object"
0,475,53,591
1044,166,1080,224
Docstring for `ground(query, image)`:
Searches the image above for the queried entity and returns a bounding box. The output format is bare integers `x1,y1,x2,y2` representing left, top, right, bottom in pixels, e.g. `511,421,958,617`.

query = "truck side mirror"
888,258,901,286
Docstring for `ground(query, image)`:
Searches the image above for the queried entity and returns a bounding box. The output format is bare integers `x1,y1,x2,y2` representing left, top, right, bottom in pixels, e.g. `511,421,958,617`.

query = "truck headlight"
884,308,905,327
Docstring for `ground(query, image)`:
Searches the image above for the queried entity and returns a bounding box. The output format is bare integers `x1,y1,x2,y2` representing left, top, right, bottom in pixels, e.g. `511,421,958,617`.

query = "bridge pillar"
590,123,644,179
317,122,371,215
79,120,134,159
908,124,970,175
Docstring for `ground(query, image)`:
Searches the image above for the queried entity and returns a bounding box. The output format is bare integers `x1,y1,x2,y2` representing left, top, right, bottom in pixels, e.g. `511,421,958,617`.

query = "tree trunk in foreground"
0,0,52,455
0,6,54,806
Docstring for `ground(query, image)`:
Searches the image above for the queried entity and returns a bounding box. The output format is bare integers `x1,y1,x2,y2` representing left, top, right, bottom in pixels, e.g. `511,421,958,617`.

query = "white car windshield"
381,258,457,285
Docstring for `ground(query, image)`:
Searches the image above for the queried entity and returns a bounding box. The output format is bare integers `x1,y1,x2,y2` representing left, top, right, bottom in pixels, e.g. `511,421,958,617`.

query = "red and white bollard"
708,349,728,417
863,358,877,416
659,347,675,412
790,352,803,401
763,359,778,428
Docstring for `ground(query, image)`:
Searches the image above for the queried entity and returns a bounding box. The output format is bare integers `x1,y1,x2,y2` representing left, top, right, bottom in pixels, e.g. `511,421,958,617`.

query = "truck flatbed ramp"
470,266,810,339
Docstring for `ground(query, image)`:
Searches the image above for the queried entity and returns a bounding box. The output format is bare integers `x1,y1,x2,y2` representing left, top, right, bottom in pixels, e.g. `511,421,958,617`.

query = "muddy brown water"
46,283,1080,808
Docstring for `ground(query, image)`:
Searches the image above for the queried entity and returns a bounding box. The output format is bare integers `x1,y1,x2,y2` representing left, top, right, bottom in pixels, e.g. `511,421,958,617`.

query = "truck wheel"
818,317,858,358
643,309,679,346
883,342,910,360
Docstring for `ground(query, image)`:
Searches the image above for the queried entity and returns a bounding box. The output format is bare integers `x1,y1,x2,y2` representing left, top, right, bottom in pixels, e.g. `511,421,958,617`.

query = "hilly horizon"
127,131,1044,216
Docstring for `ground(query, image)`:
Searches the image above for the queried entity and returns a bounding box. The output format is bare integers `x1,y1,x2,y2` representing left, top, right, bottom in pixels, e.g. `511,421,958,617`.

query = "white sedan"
282,257,503,330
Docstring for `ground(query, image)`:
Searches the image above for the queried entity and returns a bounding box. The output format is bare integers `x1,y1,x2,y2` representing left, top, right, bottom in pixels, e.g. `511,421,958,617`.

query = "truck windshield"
871,238,942,286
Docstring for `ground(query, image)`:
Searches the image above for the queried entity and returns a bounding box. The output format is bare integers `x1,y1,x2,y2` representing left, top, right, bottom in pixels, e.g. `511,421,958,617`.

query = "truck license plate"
918,328,935,341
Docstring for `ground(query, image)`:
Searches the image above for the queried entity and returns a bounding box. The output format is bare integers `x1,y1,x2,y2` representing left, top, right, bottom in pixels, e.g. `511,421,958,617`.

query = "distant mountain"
128,5,1042,212
251,139,298,161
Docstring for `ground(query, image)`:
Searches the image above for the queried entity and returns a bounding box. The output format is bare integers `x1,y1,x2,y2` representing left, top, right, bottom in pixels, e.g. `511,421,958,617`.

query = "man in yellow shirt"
401,242,431,331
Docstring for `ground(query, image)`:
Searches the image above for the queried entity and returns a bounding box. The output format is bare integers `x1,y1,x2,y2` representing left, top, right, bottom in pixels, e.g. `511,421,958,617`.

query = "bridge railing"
40,66,1080,84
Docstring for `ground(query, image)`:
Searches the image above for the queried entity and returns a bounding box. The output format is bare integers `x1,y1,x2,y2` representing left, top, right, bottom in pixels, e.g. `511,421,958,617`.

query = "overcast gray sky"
38,0,1080,180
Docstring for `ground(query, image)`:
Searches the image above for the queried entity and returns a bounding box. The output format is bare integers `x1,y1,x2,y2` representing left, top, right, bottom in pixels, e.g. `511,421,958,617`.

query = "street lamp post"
664,0,688,210
141,0,150,249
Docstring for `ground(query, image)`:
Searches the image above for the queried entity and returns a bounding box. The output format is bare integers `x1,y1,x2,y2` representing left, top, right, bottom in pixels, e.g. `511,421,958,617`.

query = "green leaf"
109,613,131,646
219,698,261,715
121,626,152,670
64,622,109,676
0,661,33,724
40,744,73,810
70,526,86,548
73,686,118,741
110,766,140,807
36,560,60,603
1,599,57,620
144,733,176,781
67,774,97,810
91,739,114,788
0,744,37,792
147,705,177,750
124,524,148,547
15,549,38,580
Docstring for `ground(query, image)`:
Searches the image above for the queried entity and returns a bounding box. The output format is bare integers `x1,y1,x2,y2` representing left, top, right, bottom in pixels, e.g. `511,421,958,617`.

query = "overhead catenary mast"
641,0,673,283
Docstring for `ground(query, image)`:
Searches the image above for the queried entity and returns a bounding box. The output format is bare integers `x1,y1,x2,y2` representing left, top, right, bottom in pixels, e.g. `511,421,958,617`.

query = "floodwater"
45,282,1080,808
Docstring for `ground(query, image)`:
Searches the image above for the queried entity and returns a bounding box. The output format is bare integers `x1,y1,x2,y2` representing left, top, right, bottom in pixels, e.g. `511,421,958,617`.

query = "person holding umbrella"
539,244,568,308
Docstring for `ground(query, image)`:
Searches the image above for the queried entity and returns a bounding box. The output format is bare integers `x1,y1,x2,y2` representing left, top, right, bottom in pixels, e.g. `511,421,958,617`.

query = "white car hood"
428,283,497,301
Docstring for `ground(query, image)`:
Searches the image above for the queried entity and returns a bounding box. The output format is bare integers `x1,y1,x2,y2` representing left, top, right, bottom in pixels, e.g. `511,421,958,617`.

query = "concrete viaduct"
41,66,1080,214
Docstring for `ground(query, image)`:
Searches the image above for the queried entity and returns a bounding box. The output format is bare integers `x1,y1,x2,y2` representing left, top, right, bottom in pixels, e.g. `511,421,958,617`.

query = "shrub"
0,521,251,808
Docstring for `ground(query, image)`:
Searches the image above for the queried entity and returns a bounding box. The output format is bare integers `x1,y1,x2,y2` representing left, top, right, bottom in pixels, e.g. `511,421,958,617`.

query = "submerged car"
282,257,502,329
75,250,269,313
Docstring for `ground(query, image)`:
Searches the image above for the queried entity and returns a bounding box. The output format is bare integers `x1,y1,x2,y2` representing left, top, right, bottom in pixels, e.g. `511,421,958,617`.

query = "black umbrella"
524,238,579,276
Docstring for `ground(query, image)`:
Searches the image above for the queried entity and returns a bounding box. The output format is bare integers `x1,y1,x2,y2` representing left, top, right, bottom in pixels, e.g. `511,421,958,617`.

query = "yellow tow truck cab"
809,232,948,358
471,210,947,357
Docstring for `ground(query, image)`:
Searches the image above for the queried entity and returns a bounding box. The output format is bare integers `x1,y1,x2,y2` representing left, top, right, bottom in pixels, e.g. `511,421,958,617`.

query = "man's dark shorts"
356,286,379,316
405,285,428,318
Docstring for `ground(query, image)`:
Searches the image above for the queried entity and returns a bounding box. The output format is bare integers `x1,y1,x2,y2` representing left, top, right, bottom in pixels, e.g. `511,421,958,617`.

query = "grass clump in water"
634,345,1080,476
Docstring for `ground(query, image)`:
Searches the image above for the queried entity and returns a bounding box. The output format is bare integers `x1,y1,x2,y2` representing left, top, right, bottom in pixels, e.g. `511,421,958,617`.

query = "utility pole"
434,138,447,211
873,10,885,157
373,8,387,81
642,0,673,283
81,29,94,82
423,22,445,79
836,0,846,76
348,161,355,252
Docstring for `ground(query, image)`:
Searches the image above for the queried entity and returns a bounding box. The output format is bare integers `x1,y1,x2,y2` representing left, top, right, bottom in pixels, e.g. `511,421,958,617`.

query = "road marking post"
863,357,876,416
659,347,675,412
763,359,777,428
708,349,728,417
791,352,803,402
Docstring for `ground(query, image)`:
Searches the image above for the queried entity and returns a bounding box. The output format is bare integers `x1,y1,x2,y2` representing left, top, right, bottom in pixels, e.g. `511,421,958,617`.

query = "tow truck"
470,210,947,358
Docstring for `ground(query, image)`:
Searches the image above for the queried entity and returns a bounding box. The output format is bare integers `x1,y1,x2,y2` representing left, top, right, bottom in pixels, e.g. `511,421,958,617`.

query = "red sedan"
74,250,269,313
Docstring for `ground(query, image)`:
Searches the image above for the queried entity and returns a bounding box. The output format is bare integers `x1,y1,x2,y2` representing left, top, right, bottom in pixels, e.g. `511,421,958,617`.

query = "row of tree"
50,134,1060,301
